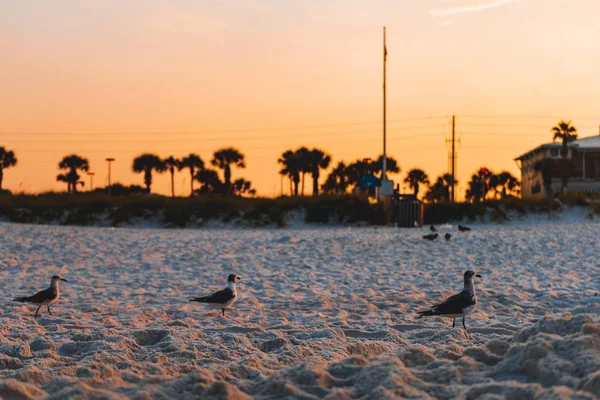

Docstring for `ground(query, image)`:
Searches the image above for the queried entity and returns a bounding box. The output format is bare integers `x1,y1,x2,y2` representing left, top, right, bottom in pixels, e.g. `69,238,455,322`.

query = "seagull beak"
61,278,68,282
475,274,482,279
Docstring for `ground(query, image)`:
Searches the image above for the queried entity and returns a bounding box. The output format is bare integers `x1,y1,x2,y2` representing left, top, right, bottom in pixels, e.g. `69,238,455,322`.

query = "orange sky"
1,0,599,198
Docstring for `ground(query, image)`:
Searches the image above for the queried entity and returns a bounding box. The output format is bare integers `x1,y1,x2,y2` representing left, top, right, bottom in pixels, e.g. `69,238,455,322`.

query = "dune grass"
0,192,597,227
0,193,386,227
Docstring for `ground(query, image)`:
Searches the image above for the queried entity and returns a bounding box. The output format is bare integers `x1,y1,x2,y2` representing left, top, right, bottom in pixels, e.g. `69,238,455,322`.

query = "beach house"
515,135,600,198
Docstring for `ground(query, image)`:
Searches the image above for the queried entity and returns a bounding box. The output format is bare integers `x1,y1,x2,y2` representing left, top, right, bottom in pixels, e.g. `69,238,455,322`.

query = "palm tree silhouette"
163,156,180,197
211,147,245,194
294,147,310,195
404,168,429,199
425,177,447,203
57,154,89,193
194,169,222,194
425,174,456,203
345,159,373,187
0,147,18,191
322,161,348,194
132,153,166,193
465,174,485,202
305,148,331,196
179,154,204,196
496,171,520,198
370,155,400,179
278,150,302,196
551,120,578,192
232,178,256,197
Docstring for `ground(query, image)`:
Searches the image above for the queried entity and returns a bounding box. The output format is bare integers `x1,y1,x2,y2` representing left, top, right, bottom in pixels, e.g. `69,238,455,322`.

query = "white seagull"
189,274,240,316
13,275,68,318
417,270,482,330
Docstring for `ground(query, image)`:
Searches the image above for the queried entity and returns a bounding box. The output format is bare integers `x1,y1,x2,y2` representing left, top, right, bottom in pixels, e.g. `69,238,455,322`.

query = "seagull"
430,224,437,232
189,274,240,316
12,275,68,318
417,270,482,330
444,233,452,241
423,233,438,241
458,225,471,232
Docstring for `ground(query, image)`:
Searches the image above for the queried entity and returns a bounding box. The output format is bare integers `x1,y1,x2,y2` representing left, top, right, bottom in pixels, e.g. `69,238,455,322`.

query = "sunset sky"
1,0,599,197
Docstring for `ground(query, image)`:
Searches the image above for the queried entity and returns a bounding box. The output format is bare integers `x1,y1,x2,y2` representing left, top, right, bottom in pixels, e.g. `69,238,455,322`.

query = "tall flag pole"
383,26,387,182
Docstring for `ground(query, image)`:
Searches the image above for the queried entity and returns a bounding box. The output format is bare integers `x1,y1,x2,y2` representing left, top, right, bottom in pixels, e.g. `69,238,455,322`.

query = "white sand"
0,220,599,399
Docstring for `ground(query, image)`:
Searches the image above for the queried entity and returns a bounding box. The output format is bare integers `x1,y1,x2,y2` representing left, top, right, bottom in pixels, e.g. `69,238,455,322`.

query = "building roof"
572,135,600,149
515,135,600,161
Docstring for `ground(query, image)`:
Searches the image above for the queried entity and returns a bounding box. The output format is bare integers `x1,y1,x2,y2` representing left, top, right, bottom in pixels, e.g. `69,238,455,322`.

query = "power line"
9,132,445,154
0,124,447,143
459,122,600,129
459,114,599,121
0,116,448,137
458,132,549,137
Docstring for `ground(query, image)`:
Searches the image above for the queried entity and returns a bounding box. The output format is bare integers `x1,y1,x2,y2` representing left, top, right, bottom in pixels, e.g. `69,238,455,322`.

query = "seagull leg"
462,316,467,331
35,305,42,318
452,318,455,328
47,306,52,316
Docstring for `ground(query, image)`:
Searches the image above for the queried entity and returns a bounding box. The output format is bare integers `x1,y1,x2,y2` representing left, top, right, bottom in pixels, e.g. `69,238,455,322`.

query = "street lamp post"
87,172,95,191
105,158,115,195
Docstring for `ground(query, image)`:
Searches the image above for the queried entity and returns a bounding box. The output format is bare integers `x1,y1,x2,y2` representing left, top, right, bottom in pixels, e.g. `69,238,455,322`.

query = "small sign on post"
380,179,394,196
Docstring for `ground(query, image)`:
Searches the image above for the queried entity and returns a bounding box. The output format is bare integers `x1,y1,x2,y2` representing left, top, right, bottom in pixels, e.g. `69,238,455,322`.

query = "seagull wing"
13,287,54,304
190,288,234,304
417,291,475,317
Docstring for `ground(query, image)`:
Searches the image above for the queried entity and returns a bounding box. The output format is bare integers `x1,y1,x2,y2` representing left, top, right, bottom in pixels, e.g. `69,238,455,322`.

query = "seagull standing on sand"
423,233,438,241
430,224,437,232
444,233,452,241
12,275,68,318
458,225,471,232
417,270,482,330
190,274,240,316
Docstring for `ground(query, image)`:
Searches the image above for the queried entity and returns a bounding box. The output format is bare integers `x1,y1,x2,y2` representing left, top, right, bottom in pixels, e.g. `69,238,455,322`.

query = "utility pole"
105,158,115,195
451,115,456,202
382,26,387,182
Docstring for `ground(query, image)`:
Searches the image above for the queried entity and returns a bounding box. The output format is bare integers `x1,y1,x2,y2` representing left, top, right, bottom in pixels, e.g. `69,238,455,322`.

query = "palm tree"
370,155,400,179
345,159,373,187
0,147,18,190
551,120,578,191
496,171,520,198
132,153,166,193
211,147,245,193
425,177,447,203
194,169,222,194
487,173,501,199
179,153,204,196
295,147,310,195
163,156,180,197
278,150,302,196
232,178,256,197
404,168,429,199
465,174,485,203
322,161,348,194
57,154,89,193
425,174,455,203
305,148,331,196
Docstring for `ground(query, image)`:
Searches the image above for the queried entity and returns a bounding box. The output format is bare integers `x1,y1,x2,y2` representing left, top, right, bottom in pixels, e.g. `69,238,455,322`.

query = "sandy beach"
1,219,599,399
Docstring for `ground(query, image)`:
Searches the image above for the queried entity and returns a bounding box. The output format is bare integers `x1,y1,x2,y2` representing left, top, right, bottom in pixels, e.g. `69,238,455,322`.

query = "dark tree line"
130,147,255,196
49,147,256,197
0,120,578,200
